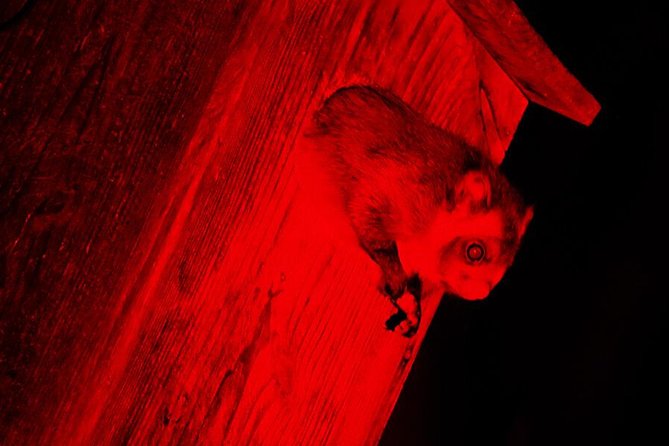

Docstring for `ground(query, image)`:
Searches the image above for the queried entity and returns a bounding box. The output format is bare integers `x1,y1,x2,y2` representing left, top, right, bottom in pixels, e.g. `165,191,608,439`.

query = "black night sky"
381,1,667,445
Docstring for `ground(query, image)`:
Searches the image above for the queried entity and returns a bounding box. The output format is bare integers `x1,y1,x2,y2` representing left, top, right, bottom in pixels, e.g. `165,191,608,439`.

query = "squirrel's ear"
454,171,491,210
519,206,534,236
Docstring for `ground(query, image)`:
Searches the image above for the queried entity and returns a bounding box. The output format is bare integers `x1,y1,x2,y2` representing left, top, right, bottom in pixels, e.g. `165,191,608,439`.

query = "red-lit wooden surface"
0,0,597,444
447,0,601,126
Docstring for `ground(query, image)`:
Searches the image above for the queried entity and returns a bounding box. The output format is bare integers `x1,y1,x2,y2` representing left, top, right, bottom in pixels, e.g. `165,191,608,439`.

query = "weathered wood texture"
0,1,30,28
0,0,596,444
448,0,601,126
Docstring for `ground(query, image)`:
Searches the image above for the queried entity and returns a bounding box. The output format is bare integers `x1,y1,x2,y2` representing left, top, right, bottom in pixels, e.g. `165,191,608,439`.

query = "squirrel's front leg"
361,239,422,337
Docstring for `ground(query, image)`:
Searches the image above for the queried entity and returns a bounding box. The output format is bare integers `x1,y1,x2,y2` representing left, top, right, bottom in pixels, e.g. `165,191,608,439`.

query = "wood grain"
0,0,592,444
448,0,601,126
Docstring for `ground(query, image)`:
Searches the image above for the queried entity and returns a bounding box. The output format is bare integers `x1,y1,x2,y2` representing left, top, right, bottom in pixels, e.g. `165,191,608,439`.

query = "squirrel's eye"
465,242,485,263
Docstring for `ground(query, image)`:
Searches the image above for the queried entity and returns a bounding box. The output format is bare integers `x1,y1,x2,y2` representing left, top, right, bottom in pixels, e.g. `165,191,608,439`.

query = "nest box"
0,0,598,445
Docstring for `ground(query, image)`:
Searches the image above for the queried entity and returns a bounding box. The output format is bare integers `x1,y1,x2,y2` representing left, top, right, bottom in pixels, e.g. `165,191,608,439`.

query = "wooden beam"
1,0,540,444
448,0,601,126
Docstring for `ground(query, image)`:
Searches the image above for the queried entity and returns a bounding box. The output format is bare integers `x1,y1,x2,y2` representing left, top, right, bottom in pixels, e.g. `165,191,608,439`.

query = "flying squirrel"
300,85,533,337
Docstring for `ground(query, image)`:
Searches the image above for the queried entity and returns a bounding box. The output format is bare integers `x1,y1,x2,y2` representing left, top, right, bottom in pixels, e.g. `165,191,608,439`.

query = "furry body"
303,86,532,336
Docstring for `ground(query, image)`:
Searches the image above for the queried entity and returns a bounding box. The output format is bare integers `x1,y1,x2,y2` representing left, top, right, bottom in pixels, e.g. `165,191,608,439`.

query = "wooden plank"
0,0,254,442
448,0,601,126
474,43,528,164
1,0,531,444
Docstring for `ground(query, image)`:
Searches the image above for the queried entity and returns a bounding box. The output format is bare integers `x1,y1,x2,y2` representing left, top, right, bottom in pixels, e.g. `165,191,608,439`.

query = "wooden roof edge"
447,0,601,126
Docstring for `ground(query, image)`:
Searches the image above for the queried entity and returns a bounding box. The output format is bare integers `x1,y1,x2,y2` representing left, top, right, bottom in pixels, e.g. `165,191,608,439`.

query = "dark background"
381,1,667,445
